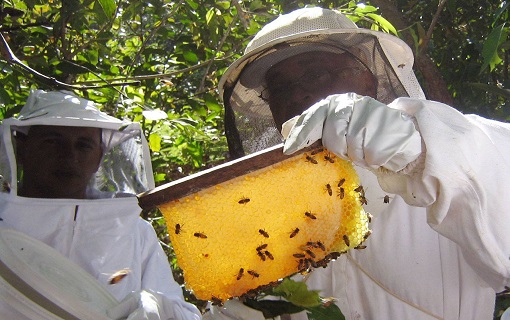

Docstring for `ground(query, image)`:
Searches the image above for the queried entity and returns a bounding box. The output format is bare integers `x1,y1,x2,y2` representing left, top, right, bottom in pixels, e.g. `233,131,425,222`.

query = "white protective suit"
284,96,510,320
216,7,510,320
0,90,201,319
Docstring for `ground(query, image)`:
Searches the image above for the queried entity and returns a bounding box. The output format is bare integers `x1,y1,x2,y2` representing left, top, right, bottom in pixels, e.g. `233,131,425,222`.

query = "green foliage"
272,278,322,308
244,278,345,319
396,0,509,119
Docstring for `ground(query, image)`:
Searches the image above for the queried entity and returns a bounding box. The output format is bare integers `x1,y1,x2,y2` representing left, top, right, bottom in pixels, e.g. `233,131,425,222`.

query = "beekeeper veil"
219,7,425,158
0,89,155,197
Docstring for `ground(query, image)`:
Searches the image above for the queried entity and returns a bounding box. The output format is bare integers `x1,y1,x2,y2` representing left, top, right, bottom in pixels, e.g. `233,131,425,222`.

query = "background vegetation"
1,0,509,317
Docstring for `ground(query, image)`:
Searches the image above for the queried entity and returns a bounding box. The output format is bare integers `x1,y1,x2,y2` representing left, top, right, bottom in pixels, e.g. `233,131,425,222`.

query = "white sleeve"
376,97,510,291
138,220,202,319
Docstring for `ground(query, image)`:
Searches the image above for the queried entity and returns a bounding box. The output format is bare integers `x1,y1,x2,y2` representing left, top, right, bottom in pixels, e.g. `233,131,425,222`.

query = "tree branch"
0,33,139,90
418,0,447,55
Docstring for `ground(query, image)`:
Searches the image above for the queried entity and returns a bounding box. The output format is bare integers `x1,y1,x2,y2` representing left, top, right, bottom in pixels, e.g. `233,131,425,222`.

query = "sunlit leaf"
148,133,162,152
143,109,168,121
480,23,506,72
183,51,199,63
272,278,322,308
367,13,397,35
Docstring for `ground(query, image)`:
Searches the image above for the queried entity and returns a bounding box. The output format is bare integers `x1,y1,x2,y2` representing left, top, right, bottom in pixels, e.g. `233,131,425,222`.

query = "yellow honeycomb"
159,148,370,302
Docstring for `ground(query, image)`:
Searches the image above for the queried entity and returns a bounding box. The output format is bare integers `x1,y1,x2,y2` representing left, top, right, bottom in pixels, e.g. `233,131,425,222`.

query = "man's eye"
302,70,330,83
42,138,59,145
77,142,94,150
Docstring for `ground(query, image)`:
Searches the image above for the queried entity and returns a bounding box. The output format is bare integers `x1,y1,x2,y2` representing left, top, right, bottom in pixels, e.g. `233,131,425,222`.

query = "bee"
1,175,10,193
316,241,326,251
108,268,131,285
264,251,274,260
306,241,317,247
363,230,372,241
293,253,306,258
354,185,364,195
328,251,341,260
247,270,260,278
194,232,207,239
360,196,368,205
310,147,324,155
324,153,335,163
297,259,306,271
211,296,223,306
256,243,268,251
305,249,316,258
238,197,251,204
337,187,345,199
305,211,317,220
383,195,390,203
2,182,10,193
367,212,373,223
175,223,182,234
398,63,406,68
257,251,266,261
236,268,244,280
258,229,269,238
337,178,345,187
343,234,350,247
354,245,367,250
305,154,318,164
321,297,336,307
289,228,300,238
326,183,333,196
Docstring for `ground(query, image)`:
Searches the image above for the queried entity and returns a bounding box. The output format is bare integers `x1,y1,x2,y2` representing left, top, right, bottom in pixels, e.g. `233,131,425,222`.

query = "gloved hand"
106,289,201,320
202,299,266,320
283,93,422,172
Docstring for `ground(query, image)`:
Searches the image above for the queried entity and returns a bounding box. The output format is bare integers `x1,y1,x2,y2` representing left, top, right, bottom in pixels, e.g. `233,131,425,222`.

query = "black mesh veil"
223,33,414,158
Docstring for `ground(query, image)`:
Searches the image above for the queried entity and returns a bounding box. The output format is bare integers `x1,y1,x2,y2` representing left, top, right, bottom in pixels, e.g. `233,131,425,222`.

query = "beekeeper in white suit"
212,7,510,320
0,89,201,319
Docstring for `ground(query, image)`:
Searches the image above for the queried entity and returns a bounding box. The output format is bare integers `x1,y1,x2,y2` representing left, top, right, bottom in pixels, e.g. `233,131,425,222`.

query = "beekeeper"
214,7,510,320
0,89,201,319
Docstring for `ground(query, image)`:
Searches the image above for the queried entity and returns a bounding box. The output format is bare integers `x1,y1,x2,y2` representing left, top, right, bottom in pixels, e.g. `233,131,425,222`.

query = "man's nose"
58,143,80,162
288,83,312,101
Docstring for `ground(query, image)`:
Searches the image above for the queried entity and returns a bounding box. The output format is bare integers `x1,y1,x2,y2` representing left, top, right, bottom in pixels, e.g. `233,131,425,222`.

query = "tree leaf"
143,109,168,121
96,0,116,19
480,23,507,72
148,133,162,152
243,299,305,318
272,278,322,308
366,13,397,35
306,303,345,320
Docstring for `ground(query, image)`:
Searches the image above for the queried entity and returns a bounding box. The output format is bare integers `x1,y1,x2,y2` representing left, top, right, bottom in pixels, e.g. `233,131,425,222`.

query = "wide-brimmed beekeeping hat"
219,7,425,156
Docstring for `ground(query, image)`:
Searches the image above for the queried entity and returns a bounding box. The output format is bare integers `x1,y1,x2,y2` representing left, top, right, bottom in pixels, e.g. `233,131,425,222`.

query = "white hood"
0,89,154,197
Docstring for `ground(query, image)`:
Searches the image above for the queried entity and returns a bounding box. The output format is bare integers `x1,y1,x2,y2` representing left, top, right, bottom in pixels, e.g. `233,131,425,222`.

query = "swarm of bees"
160,146,371,303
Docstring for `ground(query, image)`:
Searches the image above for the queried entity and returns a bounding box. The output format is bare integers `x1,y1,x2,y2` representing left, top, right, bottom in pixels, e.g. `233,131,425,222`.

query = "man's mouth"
53,169,80,178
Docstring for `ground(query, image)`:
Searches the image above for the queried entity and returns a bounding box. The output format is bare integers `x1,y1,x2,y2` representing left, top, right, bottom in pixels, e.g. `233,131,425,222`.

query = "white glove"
106,289,201,320
202,299,266,320
283,93,422,172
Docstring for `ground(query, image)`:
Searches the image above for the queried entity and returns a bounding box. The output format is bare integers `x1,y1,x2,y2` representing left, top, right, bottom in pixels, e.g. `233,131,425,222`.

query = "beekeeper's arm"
107,222,202,320
283,93,510,291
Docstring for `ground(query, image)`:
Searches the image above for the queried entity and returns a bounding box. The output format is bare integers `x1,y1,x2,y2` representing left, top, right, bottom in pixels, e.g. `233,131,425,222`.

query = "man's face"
17,125,103,199
263,51,377,130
